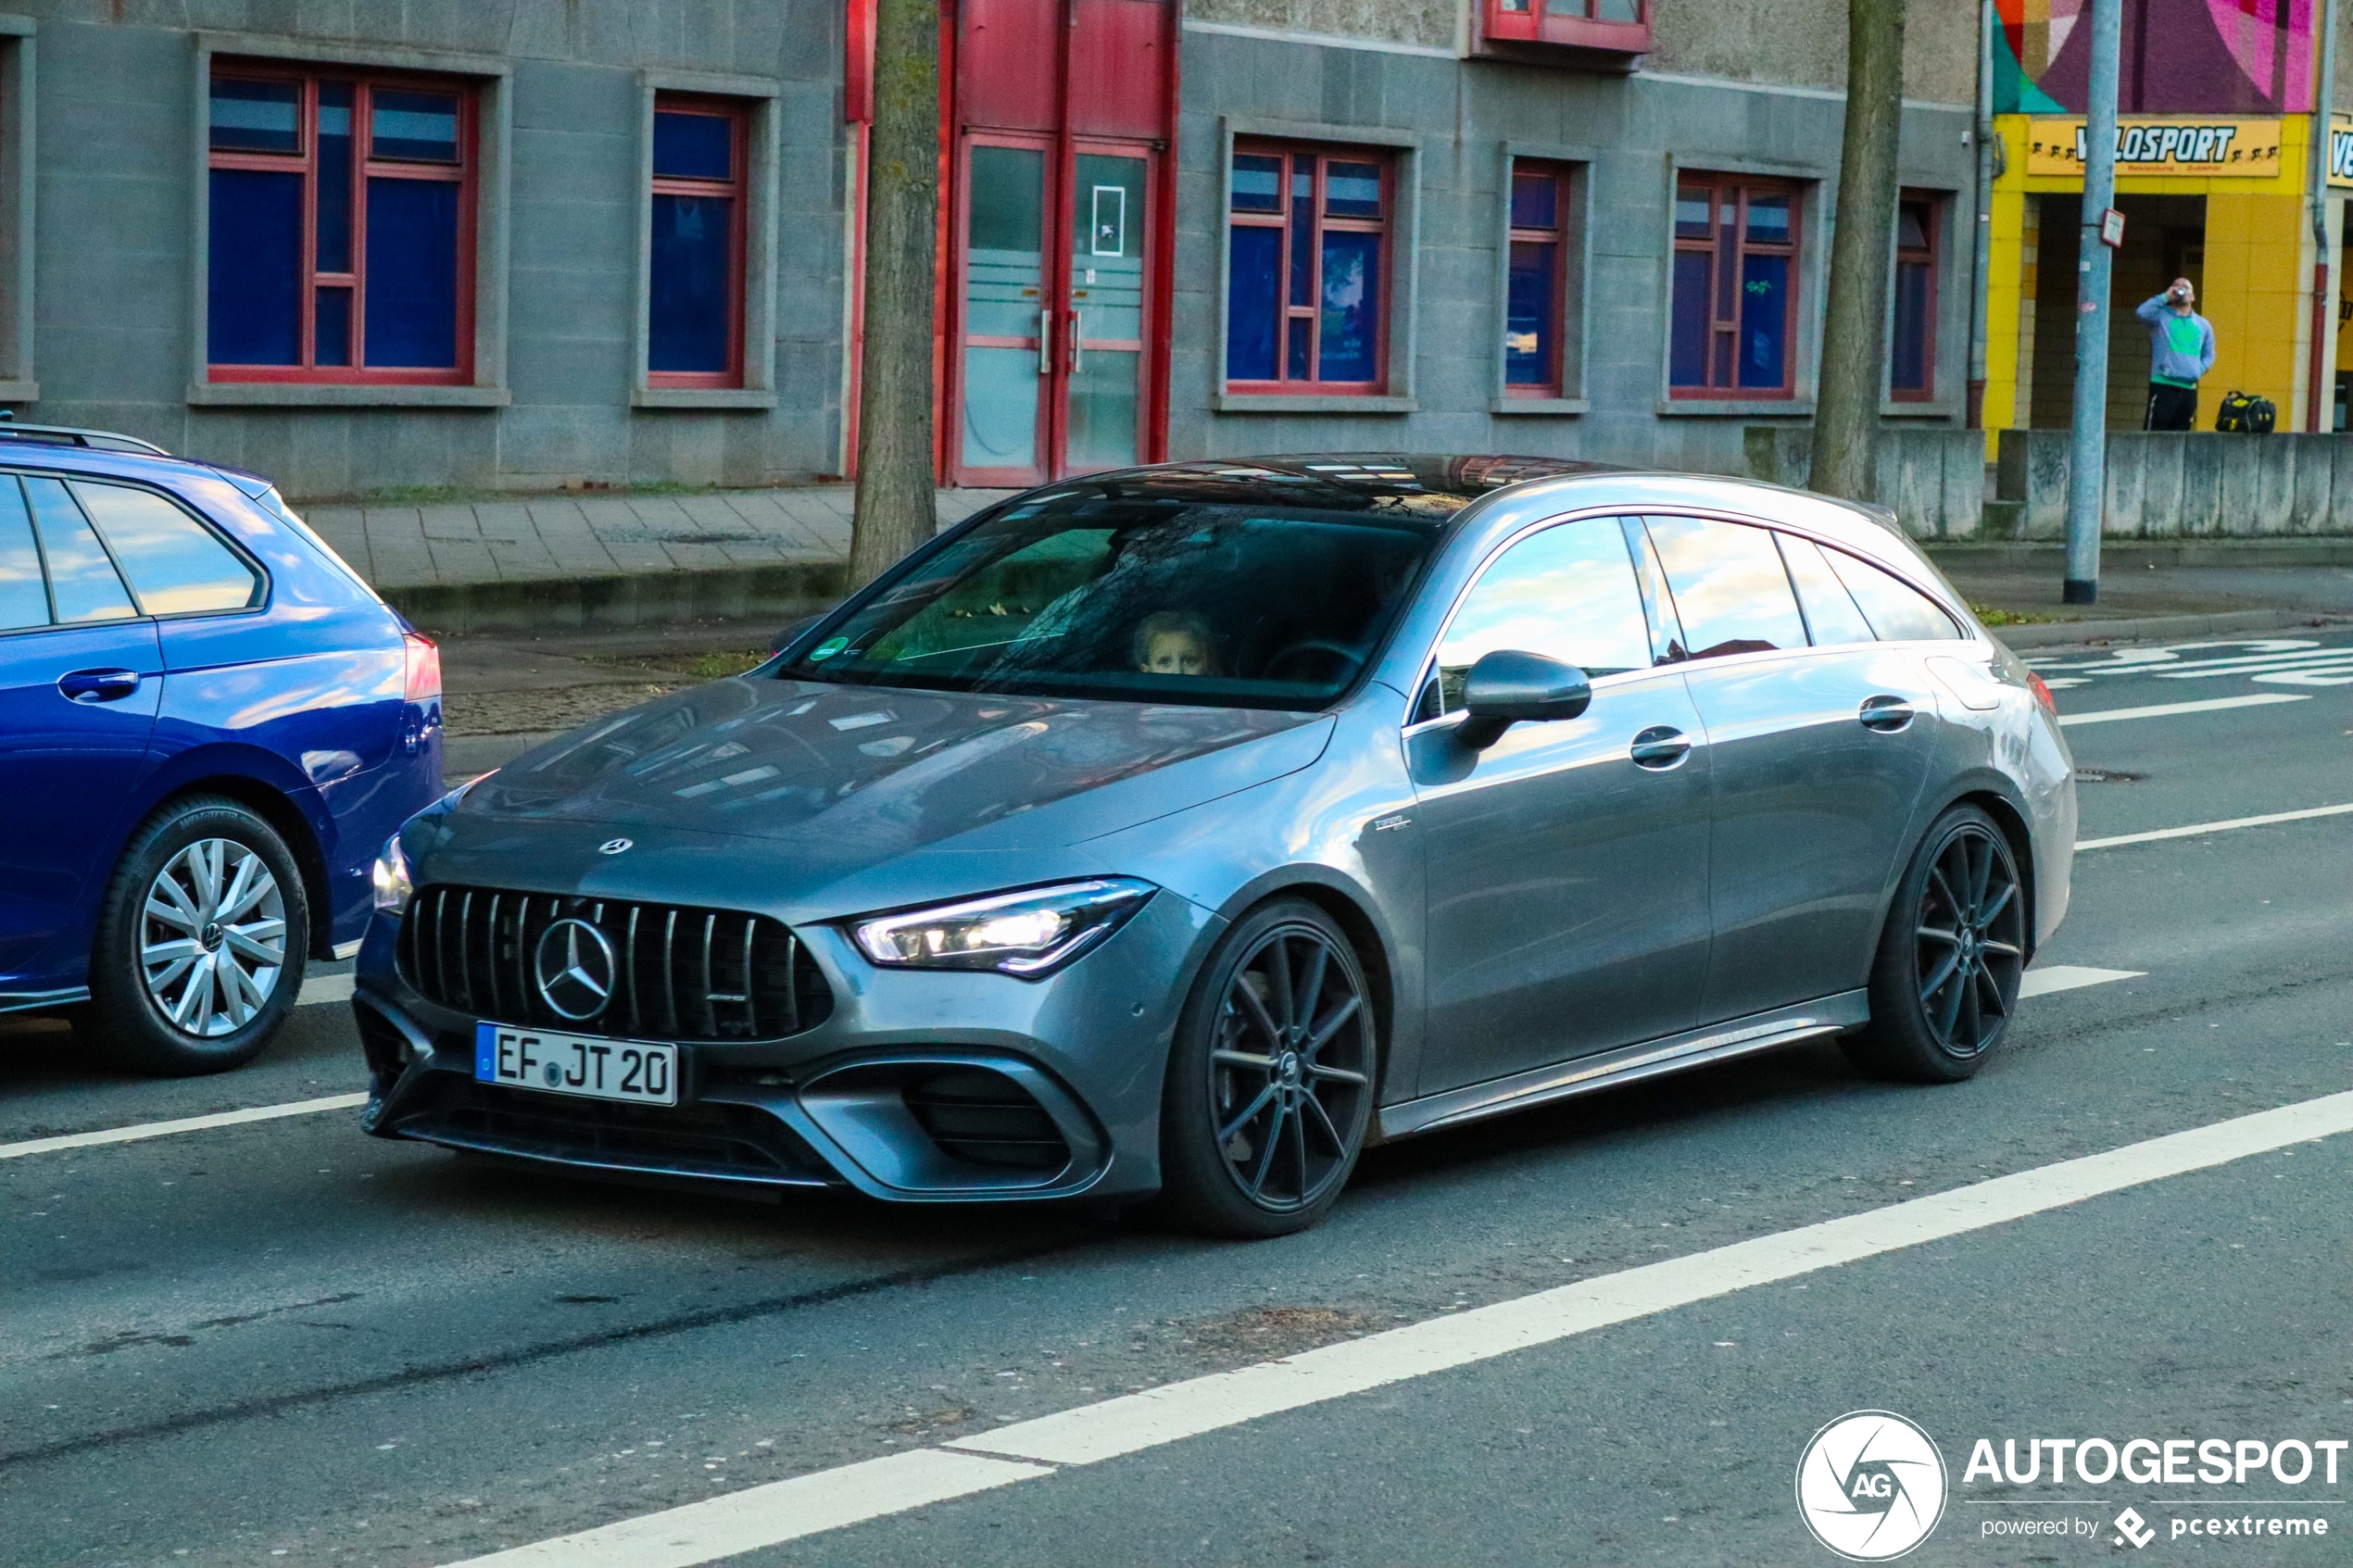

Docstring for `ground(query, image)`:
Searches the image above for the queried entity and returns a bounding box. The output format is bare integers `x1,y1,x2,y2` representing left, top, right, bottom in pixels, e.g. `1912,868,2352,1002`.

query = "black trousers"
2145,383,2197,431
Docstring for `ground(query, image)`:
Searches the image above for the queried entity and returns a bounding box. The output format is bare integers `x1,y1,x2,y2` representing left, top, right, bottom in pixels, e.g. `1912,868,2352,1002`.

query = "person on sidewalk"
2135,279,2215,431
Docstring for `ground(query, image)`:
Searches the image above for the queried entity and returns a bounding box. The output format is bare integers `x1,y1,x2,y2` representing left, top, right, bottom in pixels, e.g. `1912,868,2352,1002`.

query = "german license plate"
474,1023,677,1107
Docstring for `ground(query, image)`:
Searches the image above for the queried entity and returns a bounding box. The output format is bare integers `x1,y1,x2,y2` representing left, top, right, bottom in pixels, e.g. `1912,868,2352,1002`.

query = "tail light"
2026,671,2057,715
403,633,442,703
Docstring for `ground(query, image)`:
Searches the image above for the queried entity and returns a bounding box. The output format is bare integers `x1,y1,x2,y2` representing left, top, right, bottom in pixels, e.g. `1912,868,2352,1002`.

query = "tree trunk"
849,0,942,588
1812,0,1907,503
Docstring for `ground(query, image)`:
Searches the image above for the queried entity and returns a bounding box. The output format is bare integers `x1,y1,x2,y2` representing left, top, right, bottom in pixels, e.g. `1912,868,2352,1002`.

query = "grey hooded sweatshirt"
2135,295,2216,388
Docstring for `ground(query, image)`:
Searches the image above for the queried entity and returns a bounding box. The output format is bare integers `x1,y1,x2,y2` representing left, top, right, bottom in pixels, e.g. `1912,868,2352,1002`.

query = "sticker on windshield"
810,636,849,661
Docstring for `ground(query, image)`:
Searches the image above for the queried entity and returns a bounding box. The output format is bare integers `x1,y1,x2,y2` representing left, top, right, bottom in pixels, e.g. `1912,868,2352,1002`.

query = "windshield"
778,491,1453,709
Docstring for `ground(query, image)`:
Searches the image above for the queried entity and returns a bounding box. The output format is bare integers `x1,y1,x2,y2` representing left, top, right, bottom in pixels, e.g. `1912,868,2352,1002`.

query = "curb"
1992,608,2353,650
1926,537,2353,570
381,559,849,634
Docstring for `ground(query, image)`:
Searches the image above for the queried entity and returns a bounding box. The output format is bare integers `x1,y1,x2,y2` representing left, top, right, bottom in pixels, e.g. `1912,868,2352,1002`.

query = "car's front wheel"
86,796,310,1076
1154,899,1377,1238
1845,803,2027,1084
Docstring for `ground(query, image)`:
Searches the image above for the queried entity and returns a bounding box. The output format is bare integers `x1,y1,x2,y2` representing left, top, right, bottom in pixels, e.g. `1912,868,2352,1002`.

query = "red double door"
942,0,1175,488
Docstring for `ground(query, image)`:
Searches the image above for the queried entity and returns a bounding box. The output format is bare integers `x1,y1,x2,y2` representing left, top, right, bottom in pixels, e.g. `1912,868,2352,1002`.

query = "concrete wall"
1996,430,2353,536
24,0,849,500
1742,425,1989,540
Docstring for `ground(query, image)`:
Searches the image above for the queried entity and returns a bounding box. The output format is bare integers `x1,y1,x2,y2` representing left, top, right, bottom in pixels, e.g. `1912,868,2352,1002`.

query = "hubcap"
1209,924,1373,1212
140,837,286,1038
1912,823,2025,1058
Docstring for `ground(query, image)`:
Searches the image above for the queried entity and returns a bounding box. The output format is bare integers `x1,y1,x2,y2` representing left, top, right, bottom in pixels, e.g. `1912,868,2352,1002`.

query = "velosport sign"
2025,116,2284,178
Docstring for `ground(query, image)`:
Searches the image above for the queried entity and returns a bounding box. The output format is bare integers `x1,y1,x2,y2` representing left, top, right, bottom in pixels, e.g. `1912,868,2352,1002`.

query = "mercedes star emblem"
534,918,616,1021
598,838,634,856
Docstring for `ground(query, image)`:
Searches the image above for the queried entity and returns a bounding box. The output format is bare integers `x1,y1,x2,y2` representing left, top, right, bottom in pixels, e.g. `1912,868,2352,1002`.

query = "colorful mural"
1994,0,2316,115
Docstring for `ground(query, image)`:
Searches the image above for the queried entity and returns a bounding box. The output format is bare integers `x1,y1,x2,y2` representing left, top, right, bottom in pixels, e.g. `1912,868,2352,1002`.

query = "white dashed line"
297,972,357,1007
0,1094,369,1161
2017,965,2144,998
2057,693,2310,726
440,1093,2353,1568
2077,801,2353,850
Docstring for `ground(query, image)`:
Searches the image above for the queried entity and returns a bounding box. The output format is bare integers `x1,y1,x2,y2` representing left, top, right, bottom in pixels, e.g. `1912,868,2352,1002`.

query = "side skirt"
0,985,91,1017
1378,990,1870,1141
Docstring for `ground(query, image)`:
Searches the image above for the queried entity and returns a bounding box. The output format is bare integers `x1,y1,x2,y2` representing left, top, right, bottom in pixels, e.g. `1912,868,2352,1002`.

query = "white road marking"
2017,965,2144,997
441,1093,2353,1567
2057,693,2310,726
297,972,357,1007
2077,801,2353,850
0,1094,368,1161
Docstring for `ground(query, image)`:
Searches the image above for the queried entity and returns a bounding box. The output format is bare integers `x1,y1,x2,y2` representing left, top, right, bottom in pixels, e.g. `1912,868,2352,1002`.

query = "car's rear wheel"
1154,899,1376,1238
87,797,309,1076
1845,804,2026,1084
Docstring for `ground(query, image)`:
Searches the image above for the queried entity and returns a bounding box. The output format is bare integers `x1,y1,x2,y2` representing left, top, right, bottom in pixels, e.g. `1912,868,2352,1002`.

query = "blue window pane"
1287,312,1311,382
1229,153,1281,213
208,169,303,366
1506,239,1556,386
365,178,459,368
1289,158,1315,308
24,478,136,625
371,90,459,163
1225,224,1281,381
649,194,734,373
0,478,47,630
210,78,299,154
1738,253,1789,388
654,111,733,181
316,286,352,367
1317,229,1379,383
1744,192,1792,245
1325,161,1381,219
1669,250,1710,386
1674,184,1712,241
1891,258,1931,392
1510,170,1557,232
317,82,355,274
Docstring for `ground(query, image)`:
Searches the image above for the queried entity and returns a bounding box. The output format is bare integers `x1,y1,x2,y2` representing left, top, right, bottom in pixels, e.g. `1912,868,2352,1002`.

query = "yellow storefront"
1981,113,2326,440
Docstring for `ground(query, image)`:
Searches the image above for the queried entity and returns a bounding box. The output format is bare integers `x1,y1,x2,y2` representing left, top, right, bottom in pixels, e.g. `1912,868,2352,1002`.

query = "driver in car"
1135,610,1219,677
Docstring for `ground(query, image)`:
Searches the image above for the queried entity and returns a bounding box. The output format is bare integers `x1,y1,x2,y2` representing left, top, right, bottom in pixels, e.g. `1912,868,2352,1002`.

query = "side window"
1641,514,1807,660
1778,533,1877,647
1823,547,1962,641
0,479,49,631
21,477,138,624
1429,517,1652,715
69,483,261,617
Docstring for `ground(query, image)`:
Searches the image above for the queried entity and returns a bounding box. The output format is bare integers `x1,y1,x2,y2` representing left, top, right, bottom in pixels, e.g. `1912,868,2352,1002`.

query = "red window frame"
648,94,750,390
1482,0,1651,53
1668,176,1801,401
1226,143,1391,396
1889,192,1940,403
1504,160,1573,399
206,65,477,385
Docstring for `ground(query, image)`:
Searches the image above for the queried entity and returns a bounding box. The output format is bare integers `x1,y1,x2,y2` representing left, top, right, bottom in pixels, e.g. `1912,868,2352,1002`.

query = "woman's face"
1141,629,1210,676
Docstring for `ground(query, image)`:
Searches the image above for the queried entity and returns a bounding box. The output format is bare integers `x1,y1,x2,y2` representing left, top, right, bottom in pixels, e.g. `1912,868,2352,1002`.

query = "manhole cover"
2071,767,2148,784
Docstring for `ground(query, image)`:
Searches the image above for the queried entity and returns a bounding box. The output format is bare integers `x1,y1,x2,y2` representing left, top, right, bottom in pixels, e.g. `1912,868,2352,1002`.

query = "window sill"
1655,396,1813,419
1490,395,1590,416
1882,399,1961,420
632,387,778,410
1213,393,1418,414
0,380,38,403
189,383,512,409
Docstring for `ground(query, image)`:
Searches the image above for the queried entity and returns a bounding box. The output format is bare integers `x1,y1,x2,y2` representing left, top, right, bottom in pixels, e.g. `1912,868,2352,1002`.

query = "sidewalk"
1925,540,2353,648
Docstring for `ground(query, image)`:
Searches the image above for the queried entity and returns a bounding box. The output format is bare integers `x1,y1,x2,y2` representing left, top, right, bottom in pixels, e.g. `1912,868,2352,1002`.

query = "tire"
1844,804,2027,1085
1154,899,1378,1238
86,796,310,1077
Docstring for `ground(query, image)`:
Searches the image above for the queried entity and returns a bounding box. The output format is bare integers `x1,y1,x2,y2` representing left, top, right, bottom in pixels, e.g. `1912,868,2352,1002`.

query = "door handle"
1068,308,1083,373
1858,696,1916,732
1629,725,1692,770
1038,308,1052,376
58,668,142,704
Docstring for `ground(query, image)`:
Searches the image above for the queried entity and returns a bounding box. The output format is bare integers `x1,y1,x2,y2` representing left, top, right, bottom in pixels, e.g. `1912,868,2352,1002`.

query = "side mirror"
1455,649,1592,750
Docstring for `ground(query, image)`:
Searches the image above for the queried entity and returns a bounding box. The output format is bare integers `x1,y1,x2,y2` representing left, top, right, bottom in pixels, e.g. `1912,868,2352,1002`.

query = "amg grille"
396,885,833,1042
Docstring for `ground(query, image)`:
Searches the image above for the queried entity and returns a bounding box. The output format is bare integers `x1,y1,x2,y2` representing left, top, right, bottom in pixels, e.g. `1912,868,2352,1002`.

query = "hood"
456,676,1332,875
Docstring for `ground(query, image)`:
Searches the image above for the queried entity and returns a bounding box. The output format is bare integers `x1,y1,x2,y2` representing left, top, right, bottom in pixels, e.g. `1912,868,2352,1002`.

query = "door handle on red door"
1859,696,1915,732
1629,725,1692,770
1068,308,1083,372
58,668,142,704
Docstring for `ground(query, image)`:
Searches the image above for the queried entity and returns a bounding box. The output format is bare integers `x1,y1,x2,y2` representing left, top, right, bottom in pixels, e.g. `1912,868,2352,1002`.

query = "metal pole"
2307,0,2341,432
2063,0,2120,606
1967,0,1995,428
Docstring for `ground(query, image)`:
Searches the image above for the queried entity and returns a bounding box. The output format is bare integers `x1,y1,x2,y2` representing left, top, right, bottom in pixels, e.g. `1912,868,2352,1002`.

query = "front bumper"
352,888,1216,1204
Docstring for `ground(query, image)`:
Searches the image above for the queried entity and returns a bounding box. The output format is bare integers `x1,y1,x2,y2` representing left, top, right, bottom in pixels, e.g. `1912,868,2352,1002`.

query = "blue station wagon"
0,424,444,1074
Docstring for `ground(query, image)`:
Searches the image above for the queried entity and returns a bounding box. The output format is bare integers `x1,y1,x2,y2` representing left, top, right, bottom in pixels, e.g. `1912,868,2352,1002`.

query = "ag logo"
1795,1411,1947,1561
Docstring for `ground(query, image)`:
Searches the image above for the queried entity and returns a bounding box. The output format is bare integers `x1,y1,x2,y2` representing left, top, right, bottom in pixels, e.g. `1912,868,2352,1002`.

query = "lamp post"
2063,0,2120,607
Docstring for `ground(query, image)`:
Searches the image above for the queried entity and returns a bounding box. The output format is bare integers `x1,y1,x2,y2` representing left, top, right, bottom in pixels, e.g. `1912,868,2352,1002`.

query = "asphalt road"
5,631,2350,1568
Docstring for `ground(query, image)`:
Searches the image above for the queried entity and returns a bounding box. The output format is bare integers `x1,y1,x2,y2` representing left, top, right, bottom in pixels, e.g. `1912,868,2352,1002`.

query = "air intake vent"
396,886,833,1043
903,1068,1072,1173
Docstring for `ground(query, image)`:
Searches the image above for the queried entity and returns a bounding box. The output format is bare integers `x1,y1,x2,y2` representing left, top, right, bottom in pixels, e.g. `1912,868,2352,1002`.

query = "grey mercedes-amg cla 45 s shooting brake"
355,456,2074,1236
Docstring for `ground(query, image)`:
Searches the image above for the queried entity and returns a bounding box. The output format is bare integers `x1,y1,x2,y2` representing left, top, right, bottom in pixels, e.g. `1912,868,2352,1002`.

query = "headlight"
371,834,414,916
849,878,1155,978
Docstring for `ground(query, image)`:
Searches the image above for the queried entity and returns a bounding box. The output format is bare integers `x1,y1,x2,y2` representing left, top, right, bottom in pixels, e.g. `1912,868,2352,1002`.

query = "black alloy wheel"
1847,804,2026,1084
1156,899,1376,1237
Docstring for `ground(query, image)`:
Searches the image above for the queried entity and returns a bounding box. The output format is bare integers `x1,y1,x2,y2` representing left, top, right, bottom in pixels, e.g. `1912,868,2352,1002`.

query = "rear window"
71,481,261,616
22,476,138,624
1824,546,1962,641
779,491,1453,709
